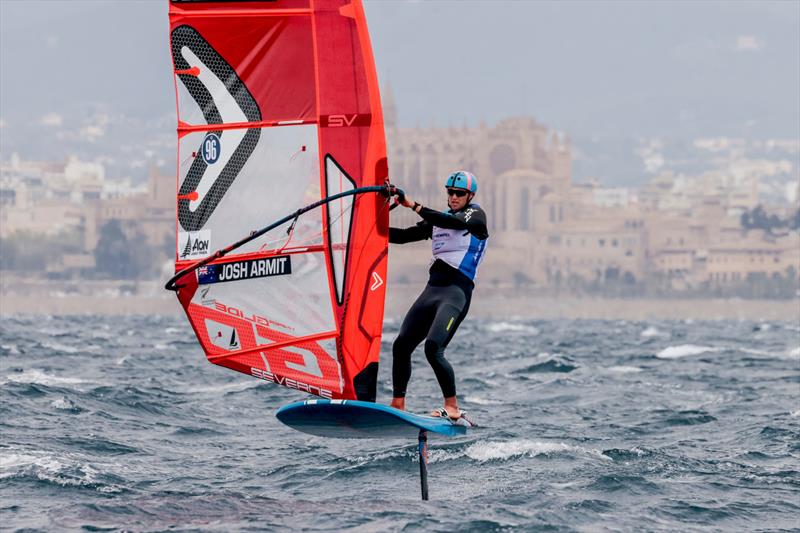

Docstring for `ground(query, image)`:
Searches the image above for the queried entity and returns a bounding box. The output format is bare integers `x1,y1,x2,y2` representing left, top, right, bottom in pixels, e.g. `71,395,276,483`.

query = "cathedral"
382,86,799,292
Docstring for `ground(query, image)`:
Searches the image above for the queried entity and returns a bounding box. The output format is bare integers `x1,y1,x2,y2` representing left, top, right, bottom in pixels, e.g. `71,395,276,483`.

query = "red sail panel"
168,0,388,400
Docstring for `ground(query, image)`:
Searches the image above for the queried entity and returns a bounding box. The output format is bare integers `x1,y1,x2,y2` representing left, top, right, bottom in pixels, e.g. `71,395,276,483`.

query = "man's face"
447,188,471,211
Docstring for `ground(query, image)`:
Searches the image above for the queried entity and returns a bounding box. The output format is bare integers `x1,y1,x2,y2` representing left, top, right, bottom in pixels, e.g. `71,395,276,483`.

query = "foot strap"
431,407,477,428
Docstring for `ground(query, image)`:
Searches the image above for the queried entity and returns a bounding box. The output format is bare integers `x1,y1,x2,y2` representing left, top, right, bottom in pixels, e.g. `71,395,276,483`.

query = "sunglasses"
446,188,469,198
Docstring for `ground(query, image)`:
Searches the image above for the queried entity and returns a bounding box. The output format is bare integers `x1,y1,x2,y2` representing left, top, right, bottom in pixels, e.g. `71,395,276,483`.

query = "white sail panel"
325,156,356,303
177,125,324,257
190,251,336,340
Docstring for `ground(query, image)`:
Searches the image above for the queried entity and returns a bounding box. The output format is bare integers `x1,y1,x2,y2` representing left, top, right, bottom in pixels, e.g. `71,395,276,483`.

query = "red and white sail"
168,0,389,400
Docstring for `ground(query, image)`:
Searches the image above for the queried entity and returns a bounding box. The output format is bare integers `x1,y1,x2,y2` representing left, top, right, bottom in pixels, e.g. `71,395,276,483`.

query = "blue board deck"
276,399,470,438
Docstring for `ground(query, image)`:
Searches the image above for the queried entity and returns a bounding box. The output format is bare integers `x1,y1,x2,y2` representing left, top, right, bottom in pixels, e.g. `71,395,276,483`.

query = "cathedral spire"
549,130,559,150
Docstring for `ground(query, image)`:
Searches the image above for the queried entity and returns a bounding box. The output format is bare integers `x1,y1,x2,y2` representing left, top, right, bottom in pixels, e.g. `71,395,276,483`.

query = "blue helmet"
444,171,478,193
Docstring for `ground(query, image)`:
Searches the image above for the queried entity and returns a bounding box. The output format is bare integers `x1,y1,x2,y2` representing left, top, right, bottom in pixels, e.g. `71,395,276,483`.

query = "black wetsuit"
389,204,489,398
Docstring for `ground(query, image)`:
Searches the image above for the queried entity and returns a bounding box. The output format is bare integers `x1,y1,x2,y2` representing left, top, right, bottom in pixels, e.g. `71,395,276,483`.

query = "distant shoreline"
1,279,797,321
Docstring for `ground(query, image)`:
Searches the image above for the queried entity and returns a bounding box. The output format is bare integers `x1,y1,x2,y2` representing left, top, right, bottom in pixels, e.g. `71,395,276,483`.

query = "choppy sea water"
1,315,798,532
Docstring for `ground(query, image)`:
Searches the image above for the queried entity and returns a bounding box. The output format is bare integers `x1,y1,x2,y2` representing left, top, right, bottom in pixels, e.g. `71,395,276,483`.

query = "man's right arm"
389,221,432,244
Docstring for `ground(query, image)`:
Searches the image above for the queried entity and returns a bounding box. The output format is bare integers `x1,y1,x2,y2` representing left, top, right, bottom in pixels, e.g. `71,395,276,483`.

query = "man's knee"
393,334,413,357
424,339,443,362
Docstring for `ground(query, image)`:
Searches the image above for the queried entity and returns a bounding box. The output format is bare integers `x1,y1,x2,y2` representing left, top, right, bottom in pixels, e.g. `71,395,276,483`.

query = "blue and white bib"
430,207,488,280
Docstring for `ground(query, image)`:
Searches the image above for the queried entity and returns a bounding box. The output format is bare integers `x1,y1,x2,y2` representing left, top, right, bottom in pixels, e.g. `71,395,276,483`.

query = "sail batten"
207,331,339,363
168,0,388,401
178,119,319,134
172,9,313,18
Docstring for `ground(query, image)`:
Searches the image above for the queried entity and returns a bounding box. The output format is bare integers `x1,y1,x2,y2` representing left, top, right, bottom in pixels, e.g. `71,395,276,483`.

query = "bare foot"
443,405,461,419
390,397,406,411
442,396,461,419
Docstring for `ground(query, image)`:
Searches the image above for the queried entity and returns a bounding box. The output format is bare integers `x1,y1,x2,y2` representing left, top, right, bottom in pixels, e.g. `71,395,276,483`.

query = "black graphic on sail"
171,25,262,232
180,234,192,258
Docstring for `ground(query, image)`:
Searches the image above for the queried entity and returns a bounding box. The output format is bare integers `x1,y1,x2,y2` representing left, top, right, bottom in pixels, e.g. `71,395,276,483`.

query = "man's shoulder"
462,203,486,219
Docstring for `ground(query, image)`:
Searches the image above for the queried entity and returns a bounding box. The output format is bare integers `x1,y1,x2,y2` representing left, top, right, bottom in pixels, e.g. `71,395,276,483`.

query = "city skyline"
1,1,798,185
2,112,797,300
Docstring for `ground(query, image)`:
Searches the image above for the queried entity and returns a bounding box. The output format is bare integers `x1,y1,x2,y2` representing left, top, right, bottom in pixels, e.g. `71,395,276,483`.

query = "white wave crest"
5,369,90,388
640,326,667,338
41,342,79,354
607,365,643,373
50,396,78,410
740,347,800,360
0,452,62,475
739,347,773,357
1,344,20,355
0,450,120,493
455,439,611,463
463,395,502,406
656,344,720,359
485,322,539,334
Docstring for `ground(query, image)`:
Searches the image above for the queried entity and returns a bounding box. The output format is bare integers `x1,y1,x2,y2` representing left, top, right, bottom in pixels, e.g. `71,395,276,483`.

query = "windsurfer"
388,171,488,420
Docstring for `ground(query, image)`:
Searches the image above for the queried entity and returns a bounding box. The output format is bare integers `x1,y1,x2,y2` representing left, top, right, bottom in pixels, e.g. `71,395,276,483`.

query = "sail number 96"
202,133,221,164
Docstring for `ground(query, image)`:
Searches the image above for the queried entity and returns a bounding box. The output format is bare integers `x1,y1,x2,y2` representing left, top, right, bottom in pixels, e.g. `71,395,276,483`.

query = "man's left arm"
417,206,489,240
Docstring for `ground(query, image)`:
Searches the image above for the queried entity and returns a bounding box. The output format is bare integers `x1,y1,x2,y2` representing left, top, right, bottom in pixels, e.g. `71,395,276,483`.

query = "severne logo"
178,230,212,259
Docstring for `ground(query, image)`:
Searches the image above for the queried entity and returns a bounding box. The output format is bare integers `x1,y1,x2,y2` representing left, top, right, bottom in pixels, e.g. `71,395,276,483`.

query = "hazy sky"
0,0,798,152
